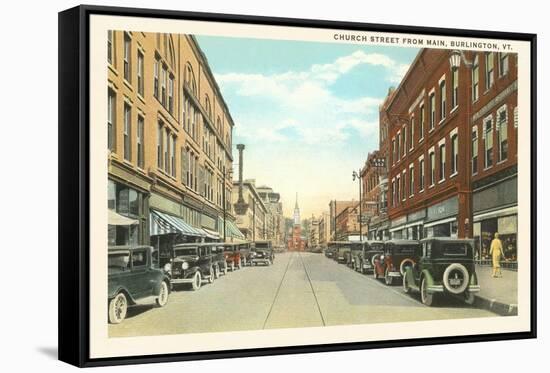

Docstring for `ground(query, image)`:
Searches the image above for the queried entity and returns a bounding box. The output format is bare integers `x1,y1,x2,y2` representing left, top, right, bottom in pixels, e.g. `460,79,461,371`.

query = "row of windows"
391,52,511,167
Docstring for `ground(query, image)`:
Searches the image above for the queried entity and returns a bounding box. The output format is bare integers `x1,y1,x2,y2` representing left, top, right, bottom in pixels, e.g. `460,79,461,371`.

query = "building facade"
288,197,305,251
318,211,331,247
232,179,268,241
107,31,243,250
257,185,285,246
308,216,320,248
335,203,361,241
385,49,517,261
329,200,358,241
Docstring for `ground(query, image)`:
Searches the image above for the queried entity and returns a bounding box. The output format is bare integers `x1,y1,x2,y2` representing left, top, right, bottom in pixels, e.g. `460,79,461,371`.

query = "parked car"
239,242,253,266
325,243,338,259
222,243,243,271
162,243,217,291
250,240,274,266
349,242,364,269
273,245,287,254
212,244,229,276
309,246,323,253
373,240,421,285
402,238,480,306
353,241,385,274
108,245,170,324
335,242,354,264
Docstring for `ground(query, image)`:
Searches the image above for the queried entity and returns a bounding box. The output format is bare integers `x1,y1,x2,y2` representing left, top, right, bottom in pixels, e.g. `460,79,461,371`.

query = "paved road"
109,252,495,337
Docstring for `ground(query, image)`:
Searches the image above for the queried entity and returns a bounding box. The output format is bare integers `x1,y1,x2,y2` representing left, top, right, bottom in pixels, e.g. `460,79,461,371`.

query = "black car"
211,244,229,277
353,241,385,274
402,238,481,306
373,240,421,285
108,246,171,324
250,240,274,266
162,243,217,290
324,243,337,259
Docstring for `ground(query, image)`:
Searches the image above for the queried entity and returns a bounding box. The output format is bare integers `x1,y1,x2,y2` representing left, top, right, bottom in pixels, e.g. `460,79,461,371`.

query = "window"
499,53,509,77
123,104,131,161
402,174,406,201
419,104,425,140
108,89,115,151
164,128,170,173
157,122,163,169
396,176,400,204
439,144,446,181
497,107,508,162
171,136,176,176
484,116,494,168
514,106,518,128
123,33,131,82
451,67,459,109
107,30,113,64
396,133,401,161
137,115,144,168
410,118,414,149
472,55,479,101
402,127,407,156
429,92,436,130
419,158,425,191
472,127,478,174
154,59,159,99
429,151,435,186
161,66,167,106
137,51,144,96
439,79,446,121
485,52,494,90
409,166,414,196
451,133,458,175
205,95,212,119
392,139,396,164
168,76,174,114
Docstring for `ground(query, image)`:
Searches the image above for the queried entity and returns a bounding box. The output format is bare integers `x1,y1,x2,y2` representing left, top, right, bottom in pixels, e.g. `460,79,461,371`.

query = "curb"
474,295,518,316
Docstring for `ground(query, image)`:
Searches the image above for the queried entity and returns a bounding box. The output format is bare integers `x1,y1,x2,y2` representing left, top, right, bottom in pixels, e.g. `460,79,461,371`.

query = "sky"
195,35,419,219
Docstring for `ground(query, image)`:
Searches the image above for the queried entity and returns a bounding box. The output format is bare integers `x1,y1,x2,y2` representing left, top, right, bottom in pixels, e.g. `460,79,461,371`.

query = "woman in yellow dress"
489,232,504,278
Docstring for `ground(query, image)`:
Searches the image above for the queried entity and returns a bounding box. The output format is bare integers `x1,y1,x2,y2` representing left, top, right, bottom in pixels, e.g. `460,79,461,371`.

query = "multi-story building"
318,211,331,247
385,48,517,261
308,216,320,248
232,179,268,241
335,203,360,241
107,31,244,250
360,150,387,232
257,185,285,246
329,200,359,241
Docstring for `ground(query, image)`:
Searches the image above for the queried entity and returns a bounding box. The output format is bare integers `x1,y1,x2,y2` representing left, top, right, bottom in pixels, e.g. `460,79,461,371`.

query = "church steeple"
293,193,300,226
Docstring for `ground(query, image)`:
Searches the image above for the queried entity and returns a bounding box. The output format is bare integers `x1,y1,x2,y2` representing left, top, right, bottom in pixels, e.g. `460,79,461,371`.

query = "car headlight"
181,262,189,270
163,263,172,272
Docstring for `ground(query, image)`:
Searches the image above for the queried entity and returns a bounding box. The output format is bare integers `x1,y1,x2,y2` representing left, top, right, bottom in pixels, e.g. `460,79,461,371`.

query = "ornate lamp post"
352,170,362,242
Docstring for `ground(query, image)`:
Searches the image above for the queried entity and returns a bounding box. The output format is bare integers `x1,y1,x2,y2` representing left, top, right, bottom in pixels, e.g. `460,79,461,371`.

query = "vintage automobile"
353,241,385,274
211,244,229,276
108,245,170,324
250,240,275,266
402,238,481,306
324,243,338,259
162,243,217,290
373,240,421,285
349,242,364,269
309,246,323,254
334,242,354,264
222,243,242,271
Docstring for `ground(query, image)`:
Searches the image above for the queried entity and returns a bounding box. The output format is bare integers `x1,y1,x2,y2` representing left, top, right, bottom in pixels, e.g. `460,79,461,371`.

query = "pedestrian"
489,232,505,278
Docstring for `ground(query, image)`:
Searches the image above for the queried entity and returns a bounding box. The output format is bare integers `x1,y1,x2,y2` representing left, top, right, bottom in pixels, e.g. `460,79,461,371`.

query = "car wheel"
402,272,411,294
191,271,202,291
108,293,128,324
384,268,393,286
207,266,215,284
156,281,169,307
464,291,476,305
214,265,220,279
223,263,228,275
420,277,435,306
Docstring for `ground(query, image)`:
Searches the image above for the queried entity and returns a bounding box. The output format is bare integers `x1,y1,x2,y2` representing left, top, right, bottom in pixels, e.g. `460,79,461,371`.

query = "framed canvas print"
58,5,537,367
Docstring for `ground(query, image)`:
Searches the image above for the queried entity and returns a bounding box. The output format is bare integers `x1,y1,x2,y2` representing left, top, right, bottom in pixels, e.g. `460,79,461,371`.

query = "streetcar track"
298,252,327,326
262,251,295,329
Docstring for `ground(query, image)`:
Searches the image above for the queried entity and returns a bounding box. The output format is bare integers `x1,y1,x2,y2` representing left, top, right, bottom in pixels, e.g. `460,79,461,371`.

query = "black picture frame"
58,4,537,367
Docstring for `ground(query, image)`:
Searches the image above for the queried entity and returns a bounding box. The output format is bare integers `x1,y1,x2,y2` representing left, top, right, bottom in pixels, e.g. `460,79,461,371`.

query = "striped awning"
201,227,220,240
218,217,246,240
150,210,204,237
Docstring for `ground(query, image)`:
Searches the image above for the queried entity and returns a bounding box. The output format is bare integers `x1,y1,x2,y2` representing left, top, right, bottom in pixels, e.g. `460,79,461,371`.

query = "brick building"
335,203,360,241
329,200,359,241
107,31,244,250
385,48,517,260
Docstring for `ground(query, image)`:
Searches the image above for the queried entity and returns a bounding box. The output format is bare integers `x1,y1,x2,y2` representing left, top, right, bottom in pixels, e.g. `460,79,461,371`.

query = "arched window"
168,36,175,68
205,95,212,119
185,63,196,96
216,116,222,134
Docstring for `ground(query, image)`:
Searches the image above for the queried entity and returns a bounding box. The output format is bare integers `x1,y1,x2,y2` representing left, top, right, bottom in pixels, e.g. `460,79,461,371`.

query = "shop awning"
473,206,517,222
108,209,138,226
423,217,456,228
218,217,245,240
201,227,220,240
150,210,204,237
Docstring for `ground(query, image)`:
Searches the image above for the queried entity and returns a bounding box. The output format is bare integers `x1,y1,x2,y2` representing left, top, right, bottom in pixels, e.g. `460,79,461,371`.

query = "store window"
108,180,146,247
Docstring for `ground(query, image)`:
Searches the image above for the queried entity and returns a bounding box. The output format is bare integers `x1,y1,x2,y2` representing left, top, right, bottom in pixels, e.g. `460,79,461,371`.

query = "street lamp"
448,49,473,239
352,170,362,242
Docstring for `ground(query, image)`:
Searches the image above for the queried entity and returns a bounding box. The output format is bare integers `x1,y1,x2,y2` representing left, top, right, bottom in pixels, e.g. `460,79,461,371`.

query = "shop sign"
426,196,458,221
408,209,426,222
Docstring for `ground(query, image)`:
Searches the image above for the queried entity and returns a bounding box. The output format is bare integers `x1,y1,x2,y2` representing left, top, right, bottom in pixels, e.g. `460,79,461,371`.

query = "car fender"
403,266,416,287
469,270,479,286
184,266,201,278
108,286,137,305
420,269,435,287
152,275,172,295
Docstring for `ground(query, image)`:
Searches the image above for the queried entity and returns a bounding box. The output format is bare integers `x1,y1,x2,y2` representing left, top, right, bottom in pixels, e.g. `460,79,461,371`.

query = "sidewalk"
474,265,518,316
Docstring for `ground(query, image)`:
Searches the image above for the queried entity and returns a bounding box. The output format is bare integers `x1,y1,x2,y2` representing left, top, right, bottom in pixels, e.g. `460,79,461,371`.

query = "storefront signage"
407,209,426,222
390,216,407,227
473,176,517,213
426,196,458,221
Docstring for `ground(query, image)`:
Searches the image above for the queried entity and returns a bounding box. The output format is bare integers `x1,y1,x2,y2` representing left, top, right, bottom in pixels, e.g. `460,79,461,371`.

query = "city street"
109,251,496,338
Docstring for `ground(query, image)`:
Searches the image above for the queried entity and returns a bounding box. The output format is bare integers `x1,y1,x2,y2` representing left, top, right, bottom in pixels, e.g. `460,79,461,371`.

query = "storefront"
389,216,407,239
405,209,426,240
423,196,459,238
107,178,148,246
473,175,517,262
